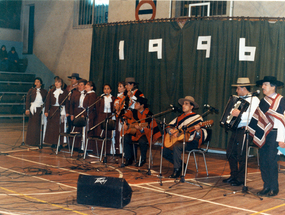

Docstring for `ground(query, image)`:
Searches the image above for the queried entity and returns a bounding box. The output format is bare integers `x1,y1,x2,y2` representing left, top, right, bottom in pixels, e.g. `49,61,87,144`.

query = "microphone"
204,104,219,113
170,104,183,113
100,93,107,97
49,84,55,90
251,90,260,96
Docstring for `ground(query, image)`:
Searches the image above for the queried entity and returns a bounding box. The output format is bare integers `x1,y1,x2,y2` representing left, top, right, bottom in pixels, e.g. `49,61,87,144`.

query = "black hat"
68,73,81,80
135,97,148,107
256,76,284,87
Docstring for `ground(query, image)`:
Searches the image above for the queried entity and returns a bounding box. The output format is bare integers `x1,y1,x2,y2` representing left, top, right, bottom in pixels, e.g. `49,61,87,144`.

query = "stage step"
0,71,35,118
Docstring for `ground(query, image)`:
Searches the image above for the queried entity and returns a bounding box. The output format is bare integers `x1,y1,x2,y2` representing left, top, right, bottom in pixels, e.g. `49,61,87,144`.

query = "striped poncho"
248,94,285,148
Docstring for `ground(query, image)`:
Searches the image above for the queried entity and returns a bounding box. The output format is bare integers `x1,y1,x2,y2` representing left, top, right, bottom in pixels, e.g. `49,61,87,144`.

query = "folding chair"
183,129,212,177
84,119,116,160
56,117,86,156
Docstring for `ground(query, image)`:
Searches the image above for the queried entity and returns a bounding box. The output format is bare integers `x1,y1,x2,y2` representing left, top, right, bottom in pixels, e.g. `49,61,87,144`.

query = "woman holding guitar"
163,96,208,178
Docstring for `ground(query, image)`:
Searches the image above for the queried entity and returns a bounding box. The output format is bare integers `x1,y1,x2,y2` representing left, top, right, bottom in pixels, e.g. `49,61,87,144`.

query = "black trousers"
163,140,198,169
259,130,279,190
124,134,148,160
226,128,247,182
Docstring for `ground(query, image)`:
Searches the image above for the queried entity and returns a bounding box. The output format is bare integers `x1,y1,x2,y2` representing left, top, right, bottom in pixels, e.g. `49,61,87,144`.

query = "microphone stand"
39,104,45,149
169,107,217,189
50,90,72,119
169,125,203,189
146,115,154,175
158,117,166,186
75,95,104,119
21,94,26,146
120,115,126,168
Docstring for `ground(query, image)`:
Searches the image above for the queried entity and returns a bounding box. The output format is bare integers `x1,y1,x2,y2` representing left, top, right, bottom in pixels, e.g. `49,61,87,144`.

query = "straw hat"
231,77,255,87
178,96,199,109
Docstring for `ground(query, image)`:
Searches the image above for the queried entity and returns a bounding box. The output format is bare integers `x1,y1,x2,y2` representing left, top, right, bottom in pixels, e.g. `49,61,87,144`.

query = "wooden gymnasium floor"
0,122,285,215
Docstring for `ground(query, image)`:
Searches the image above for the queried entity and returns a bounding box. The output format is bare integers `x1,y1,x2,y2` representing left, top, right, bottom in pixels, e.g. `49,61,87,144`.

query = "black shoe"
58,145,63,152
169,168,182,178
51,144,57,148
124,159,133,166
231,180,244,186
257,188,271,196
135,159,146,167
78,149,84,154
267,189,279,197
223,176,235,183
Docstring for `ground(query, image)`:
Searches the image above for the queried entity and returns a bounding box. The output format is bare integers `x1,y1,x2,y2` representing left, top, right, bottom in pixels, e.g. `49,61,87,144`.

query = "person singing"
249,76,285,197
44,77,70,150
25,77,47,146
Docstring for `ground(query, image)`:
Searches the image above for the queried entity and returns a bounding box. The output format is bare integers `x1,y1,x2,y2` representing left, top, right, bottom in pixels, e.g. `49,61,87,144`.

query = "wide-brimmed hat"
135,97,148,107
68,73,81,80
178,96,199,109
256,76,284,87
125,77,137,84
231,77,255,87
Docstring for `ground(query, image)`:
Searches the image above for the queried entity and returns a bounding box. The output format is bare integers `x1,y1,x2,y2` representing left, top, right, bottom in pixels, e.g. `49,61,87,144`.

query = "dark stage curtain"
90,20,285,149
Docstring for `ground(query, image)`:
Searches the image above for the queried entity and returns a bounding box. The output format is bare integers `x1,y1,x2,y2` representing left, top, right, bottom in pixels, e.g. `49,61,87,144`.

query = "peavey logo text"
94,177,108,185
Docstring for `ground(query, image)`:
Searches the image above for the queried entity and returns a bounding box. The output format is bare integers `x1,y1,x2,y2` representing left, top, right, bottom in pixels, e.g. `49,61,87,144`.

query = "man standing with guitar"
123,97,161,167
163,96,208,178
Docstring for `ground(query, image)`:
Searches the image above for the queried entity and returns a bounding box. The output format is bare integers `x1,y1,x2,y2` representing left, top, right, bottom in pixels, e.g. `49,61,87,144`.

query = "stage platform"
0,122,285,214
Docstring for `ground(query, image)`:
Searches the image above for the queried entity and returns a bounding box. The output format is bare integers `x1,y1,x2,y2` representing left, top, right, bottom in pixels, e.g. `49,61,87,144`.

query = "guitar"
164,120,213,149
125,122,149,135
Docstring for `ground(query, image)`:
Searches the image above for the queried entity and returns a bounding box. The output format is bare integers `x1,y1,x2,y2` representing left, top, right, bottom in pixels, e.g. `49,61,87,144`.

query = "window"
174,1,227,18
76,0,109,26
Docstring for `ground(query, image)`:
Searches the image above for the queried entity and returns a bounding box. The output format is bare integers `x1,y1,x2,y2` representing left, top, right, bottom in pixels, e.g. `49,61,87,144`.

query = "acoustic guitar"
164,120,213,149
125,122,149,135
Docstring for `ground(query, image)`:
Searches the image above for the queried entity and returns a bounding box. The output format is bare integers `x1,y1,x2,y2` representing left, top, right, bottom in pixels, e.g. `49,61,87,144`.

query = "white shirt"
238,95,260,128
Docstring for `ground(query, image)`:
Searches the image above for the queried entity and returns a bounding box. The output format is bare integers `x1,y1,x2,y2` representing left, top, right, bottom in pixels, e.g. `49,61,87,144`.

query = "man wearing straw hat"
163,96,208,178
248,76,285,197
223,77,260,186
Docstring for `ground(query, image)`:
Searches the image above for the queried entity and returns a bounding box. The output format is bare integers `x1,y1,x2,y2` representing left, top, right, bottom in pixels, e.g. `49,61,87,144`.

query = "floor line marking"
133,184,269,215
0,166,76,189
6,154,123,178
0,190,76,196
0,186,88,215
250,202,285,215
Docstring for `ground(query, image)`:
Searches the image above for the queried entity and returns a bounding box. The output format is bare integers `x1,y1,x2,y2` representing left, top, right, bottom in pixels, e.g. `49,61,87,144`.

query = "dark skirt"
44,106,66,145
26,107,43,146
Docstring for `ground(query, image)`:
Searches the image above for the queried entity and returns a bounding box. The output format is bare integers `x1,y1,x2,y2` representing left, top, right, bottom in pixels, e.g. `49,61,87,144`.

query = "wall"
108,0,171,22
23,0,93,84
233,1,285,17
16,0,285,86
0,28,22,42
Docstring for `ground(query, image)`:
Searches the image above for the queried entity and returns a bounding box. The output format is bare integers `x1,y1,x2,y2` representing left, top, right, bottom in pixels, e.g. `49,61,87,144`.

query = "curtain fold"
90,20,285,149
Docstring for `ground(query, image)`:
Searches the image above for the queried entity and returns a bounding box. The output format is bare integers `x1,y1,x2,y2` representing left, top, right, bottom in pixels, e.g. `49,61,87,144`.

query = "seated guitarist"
163,96,208,178
123,97,161,167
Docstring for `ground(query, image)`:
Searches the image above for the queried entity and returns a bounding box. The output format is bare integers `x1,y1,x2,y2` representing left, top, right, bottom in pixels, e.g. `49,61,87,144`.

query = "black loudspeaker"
77,175,132,208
